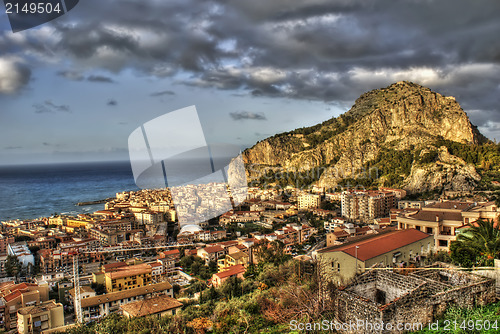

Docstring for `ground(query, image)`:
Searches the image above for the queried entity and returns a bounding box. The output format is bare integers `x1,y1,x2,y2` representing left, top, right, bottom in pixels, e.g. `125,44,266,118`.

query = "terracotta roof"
203,245,224,254
120,295,183,317
214,264,246,279
410,210,463,222
3,290,22,302
105,263,152,280
81,282,173,308
425,201,473,211
162,249,180,256
318,229,432,261
228,251,248,260
102,262,127,272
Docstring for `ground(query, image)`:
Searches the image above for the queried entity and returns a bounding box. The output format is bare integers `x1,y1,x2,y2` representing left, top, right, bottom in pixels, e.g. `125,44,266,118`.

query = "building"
210,264,246,288
217,251,249,271
316,229,434,283
324,217,347,233
17,300,64,334
104,263,153,293
197,246,227,265
396,201,499,251
0,234,15,255
134,211,164,225
7,242,35,267
341,190,396,222
120,294,183,318
0,282,50,331
333,266,495,334
80,282,173,323
297,194,320,211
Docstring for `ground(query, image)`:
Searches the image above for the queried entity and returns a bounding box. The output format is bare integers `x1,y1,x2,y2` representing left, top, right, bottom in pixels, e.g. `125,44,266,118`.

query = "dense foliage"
416,301,500,334
450,219,500,267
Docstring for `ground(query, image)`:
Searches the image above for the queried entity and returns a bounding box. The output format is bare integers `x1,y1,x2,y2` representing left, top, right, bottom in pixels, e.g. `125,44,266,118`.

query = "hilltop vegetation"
244,81,496,194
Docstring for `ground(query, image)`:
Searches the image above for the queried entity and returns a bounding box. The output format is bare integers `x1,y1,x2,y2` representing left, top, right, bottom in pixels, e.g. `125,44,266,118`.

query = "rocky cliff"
243,81,487,193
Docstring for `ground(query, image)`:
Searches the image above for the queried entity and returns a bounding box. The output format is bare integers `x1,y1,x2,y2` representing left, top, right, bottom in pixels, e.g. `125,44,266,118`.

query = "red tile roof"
203,245,224,254
318,229,431,261
214,264,246,279
3,290,22,302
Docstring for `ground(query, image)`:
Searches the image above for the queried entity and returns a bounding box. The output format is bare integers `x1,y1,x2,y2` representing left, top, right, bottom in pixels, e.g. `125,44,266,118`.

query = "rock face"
403,146,481,193
243,81,486,193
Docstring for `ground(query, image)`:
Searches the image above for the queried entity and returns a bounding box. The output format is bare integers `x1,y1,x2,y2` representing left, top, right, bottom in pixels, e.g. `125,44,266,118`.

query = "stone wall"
334,266,496,334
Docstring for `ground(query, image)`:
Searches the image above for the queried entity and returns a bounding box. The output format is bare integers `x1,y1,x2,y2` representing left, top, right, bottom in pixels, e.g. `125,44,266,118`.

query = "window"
439,240,448,247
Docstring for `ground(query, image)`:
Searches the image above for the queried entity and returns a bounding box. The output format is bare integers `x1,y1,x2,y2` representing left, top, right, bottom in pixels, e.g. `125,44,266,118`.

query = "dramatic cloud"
0,57,31,94
150,90,176,97
230,111,267,121
2,0,500,136
33,100,71,113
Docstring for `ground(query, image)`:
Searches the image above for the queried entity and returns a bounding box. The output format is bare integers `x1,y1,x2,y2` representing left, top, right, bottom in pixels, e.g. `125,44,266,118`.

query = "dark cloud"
3,0,500,135
230,111,267,121
57,71,115,83
150,90,176,97
33,100,71,113
107,99,118,106
87,75,115,83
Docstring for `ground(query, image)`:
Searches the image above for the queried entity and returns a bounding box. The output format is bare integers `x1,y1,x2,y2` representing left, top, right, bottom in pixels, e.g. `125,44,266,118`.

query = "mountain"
243,81,492,193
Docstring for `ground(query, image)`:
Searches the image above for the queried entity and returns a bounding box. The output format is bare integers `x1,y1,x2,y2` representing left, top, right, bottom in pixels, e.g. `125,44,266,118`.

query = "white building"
7,242,35,267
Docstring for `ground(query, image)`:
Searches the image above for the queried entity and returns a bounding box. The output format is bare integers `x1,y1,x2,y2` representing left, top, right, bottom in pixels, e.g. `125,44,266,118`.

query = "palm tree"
456,219,500,259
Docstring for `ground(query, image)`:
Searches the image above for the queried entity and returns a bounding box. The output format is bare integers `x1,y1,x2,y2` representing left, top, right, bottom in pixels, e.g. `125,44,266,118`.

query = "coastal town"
0,183,499,333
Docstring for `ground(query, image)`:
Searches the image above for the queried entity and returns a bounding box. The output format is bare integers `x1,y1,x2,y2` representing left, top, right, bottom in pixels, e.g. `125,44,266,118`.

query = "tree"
454,219,500,264
5,255,21,277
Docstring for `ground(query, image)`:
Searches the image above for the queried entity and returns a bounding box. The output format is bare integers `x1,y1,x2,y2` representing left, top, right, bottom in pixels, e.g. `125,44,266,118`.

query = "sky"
1,0,500,165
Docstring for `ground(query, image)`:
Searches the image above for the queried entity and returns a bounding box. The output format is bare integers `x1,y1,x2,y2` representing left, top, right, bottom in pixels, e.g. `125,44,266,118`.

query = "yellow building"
317,229,434,284
217,251,249,272
66,218,92,229
105,263,153,293
17,300,64,334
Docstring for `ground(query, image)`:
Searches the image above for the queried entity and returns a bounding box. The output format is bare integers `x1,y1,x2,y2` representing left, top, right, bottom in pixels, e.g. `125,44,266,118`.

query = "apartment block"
297,194,320,211
341,190,396,222
17,300,64,334
80,282,173,323
104,263,153,293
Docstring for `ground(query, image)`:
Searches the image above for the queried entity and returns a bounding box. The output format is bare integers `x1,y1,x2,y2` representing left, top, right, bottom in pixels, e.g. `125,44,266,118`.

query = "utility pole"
73,253,82,324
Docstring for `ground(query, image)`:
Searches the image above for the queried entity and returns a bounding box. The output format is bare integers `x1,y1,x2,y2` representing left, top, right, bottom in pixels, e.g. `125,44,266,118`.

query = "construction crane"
71,244,193,323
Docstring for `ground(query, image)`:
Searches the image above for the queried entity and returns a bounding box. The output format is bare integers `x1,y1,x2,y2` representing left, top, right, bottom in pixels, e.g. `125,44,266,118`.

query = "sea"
0,161,139,221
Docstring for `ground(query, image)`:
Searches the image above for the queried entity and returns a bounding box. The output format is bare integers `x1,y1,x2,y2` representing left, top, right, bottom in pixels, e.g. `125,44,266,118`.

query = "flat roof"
18,300,61,316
